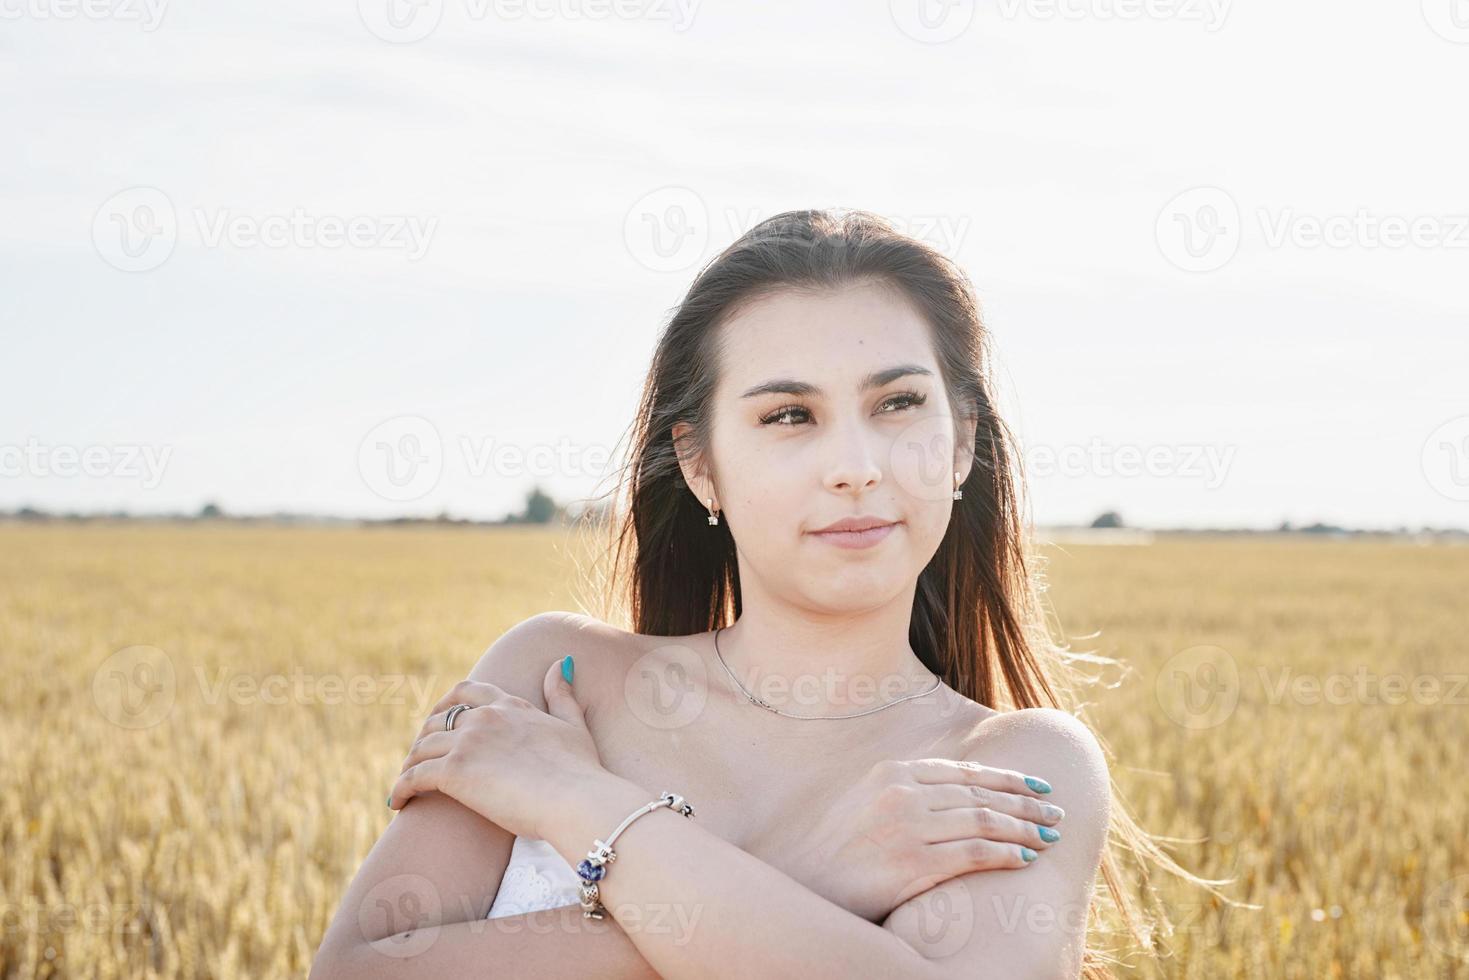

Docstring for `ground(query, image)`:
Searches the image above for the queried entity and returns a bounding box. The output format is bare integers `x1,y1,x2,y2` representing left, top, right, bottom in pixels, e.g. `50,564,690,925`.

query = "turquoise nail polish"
386,795,393,808
561,655,574,685
1021,846,1038,862
1024,776,1052,794
1038,825,1060,843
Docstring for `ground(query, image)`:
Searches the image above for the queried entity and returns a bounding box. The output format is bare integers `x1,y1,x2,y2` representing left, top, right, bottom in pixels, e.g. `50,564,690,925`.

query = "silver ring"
444,703,471,732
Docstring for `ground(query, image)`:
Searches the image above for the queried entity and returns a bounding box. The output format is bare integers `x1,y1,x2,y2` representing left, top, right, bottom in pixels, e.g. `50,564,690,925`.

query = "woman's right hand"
785,757,1066,922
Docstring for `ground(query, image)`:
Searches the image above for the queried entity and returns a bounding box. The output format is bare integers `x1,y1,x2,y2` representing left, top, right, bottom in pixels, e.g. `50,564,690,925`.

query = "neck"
713,603,942,719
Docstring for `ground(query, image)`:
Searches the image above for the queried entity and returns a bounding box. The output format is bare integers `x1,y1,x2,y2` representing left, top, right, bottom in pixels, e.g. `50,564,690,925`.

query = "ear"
671,420,716,509
953,409,979,488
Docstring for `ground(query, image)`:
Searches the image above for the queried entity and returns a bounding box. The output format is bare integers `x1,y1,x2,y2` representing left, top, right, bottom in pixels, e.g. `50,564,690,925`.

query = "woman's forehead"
716,284,936,386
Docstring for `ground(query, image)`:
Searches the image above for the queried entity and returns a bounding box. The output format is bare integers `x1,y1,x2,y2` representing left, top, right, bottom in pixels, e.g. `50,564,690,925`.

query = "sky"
2,0,1467,530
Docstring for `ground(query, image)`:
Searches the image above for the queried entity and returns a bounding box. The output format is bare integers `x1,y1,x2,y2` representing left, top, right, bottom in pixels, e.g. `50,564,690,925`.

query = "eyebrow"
738,364,935,400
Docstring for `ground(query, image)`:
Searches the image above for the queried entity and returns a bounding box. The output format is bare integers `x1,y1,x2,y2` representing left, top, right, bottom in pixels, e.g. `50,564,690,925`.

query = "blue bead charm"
577,859,606,882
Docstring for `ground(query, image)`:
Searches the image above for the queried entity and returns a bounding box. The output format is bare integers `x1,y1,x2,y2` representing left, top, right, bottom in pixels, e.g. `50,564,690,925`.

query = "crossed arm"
310,613,1111,979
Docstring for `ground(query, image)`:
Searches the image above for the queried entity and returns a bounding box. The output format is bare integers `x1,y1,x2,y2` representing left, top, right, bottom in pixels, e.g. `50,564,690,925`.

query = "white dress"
485,836,583,919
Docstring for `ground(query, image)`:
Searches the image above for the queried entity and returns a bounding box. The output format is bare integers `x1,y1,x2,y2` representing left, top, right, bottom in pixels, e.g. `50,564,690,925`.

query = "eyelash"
758,392,928,427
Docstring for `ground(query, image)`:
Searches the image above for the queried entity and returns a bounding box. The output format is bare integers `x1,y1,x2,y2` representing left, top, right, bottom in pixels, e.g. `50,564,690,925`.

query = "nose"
822,421,884,495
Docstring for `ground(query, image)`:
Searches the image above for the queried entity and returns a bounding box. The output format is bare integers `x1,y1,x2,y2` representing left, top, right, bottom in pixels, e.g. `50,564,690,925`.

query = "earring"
952,471,963,501
706,498,720,526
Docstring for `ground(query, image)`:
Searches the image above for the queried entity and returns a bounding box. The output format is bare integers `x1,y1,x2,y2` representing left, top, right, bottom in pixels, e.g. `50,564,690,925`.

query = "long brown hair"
573,207,1239,976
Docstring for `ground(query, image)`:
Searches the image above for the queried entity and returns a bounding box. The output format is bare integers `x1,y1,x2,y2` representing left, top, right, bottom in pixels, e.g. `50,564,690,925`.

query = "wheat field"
1,523,1464,978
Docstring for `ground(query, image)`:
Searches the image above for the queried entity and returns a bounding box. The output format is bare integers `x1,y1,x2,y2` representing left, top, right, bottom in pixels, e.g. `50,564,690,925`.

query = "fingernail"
1042,804,1066,821
386,795,394,809
1038,825,1061,843
1021,846,1038,862
561,655,574,685
1024,776,1052,794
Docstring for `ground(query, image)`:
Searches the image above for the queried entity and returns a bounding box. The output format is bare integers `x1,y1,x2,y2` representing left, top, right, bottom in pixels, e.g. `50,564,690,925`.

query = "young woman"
312,209,1213,978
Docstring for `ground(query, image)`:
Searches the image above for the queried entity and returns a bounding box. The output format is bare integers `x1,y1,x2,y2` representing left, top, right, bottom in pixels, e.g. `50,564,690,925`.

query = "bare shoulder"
883,706,1113,975
963,706,1112,848
467,611,638,708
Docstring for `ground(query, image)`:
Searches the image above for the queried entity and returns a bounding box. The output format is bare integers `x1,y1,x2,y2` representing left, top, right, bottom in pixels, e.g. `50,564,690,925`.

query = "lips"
808,519,900,550
810,517,897,534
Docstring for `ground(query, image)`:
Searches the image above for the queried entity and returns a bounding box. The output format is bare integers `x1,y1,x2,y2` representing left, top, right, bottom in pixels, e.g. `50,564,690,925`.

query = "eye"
878,391,927,414
760,405,811,426
758,392,927,427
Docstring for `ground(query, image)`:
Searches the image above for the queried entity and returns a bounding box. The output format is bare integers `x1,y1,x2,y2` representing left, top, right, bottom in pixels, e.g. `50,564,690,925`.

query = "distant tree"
199,502,224,519
1090,510,1124,529
522,486,558,524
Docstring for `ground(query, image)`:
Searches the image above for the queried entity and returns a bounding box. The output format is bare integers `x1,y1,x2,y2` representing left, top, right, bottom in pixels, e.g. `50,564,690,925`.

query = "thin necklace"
712,626,944,720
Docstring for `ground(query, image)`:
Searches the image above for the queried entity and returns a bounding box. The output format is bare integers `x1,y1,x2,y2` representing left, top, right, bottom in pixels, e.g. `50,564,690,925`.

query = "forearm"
540,774,943,980
316,903,661,980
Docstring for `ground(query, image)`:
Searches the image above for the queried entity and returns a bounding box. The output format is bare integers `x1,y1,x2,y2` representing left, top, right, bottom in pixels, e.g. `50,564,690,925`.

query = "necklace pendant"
748,693,777,711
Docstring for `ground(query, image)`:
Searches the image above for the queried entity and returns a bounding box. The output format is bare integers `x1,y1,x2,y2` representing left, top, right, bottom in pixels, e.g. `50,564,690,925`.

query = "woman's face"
675,278,976,614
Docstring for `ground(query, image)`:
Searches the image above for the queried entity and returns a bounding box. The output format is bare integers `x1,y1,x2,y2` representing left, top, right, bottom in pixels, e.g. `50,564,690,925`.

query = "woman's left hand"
388,657,604,841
